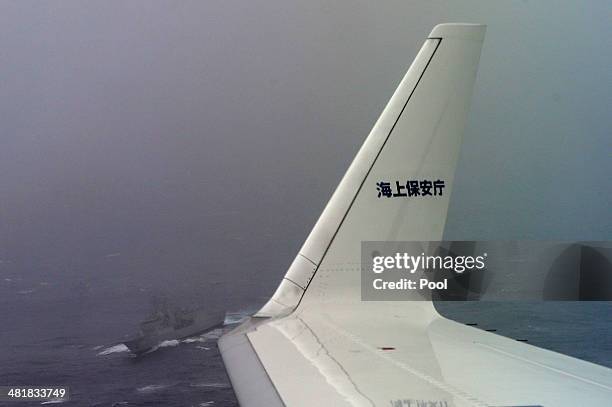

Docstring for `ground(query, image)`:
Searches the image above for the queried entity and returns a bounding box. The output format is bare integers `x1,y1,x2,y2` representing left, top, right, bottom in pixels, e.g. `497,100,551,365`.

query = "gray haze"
1,1,610,311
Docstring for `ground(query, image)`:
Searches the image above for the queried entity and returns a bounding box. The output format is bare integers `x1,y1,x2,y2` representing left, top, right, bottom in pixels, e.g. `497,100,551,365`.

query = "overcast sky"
0,1,610,309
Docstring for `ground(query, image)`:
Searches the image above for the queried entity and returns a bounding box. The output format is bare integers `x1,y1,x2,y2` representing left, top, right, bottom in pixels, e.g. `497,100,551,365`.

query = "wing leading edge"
219,24,612,406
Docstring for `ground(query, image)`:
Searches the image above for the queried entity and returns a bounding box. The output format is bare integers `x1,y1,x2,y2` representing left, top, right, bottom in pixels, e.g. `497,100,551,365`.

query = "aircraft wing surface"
219,24,612,406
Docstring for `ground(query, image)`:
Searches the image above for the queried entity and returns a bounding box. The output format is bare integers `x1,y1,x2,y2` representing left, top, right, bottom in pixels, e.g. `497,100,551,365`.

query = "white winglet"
257,23,486,317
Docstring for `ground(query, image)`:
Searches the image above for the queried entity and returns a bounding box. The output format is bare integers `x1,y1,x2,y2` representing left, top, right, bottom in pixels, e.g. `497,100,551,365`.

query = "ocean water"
1,286,244,407
2,275,612,406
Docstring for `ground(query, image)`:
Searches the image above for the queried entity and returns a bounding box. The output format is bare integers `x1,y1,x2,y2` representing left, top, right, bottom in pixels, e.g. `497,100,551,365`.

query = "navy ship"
125,300,225,355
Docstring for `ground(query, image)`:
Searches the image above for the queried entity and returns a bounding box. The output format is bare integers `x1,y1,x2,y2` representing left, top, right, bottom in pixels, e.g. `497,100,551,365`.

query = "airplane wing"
219,24,612,406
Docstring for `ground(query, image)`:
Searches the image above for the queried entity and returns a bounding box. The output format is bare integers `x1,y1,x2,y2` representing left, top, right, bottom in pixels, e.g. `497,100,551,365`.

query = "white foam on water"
144,338,182,354
97,343,129,356
184,328,224,344
182,337,206,343
136,384,170,393
158,339,180,348
190,382,229,389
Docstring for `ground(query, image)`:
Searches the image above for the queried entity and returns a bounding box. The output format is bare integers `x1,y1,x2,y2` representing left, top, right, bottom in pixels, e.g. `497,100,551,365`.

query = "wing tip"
429,23,487,42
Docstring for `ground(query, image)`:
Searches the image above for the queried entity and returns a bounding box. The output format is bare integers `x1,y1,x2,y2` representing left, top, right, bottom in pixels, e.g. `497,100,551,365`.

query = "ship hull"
125,310,225,354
